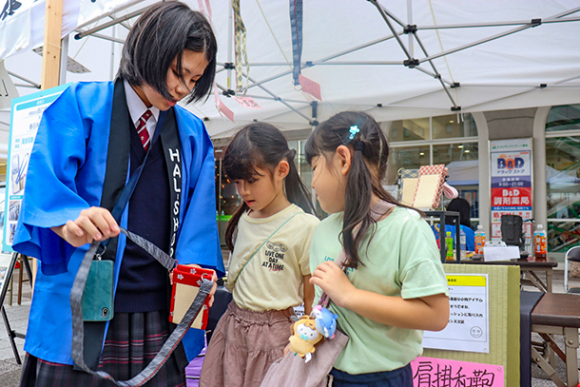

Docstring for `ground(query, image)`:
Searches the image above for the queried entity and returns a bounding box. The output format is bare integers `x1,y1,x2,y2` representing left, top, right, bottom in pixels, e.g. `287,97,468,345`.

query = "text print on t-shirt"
323,256,354,276
262,241,288,272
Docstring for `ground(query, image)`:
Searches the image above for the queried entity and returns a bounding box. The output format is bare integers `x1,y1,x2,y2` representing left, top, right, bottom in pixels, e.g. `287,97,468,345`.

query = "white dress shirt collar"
123,80,160,136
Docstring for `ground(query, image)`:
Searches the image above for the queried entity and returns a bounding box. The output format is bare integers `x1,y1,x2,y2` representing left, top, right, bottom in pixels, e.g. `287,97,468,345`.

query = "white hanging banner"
0,0,139,61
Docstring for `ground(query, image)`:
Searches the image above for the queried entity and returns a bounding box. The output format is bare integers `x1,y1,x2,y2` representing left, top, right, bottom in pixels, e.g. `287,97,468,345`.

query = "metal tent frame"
4,0,580,135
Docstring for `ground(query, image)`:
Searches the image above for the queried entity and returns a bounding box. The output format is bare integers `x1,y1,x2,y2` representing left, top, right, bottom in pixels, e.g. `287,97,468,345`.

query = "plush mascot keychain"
288,305,338,362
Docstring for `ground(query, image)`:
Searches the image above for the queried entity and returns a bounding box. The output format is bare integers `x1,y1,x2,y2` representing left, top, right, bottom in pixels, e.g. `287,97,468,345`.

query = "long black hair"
118,1,217,103
305,111,419,268
224,123,315,251
446,198,472,229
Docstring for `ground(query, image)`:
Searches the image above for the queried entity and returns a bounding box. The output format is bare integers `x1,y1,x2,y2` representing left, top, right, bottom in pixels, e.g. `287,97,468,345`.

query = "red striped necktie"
136,109,153,151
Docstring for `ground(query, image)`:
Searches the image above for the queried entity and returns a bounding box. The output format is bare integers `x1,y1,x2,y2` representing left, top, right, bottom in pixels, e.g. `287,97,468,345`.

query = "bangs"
223,148,267,181
224,158,258,181
304,130,322,165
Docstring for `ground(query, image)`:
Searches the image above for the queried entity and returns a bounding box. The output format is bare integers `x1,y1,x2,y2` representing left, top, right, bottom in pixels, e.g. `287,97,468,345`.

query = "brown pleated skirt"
199,302,294,387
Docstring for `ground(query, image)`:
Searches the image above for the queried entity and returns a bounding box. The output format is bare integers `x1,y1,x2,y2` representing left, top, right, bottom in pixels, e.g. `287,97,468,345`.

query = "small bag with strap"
260,200,394,387
71,228,213,387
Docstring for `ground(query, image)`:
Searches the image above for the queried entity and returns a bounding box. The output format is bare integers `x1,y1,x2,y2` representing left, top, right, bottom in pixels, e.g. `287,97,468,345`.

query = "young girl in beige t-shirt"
200,123,319,387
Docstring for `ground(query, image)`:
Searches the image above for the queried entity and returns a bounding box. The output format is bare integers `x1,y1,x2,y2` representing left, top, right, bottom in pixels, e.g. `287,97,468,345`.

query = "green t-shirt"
310,207,449,374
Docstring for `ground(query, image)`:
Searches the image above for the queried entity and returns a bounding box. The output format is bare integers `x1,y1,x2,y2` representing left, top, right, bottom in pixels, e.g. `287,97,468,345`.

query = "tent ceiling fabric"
193,0,580,138
3,0,580,139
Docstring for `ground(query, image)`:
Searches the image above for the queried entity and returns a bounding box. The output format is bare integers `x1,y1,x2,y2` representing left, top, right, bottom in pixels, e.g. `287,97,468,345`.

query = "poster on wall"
3,84,69,252
490,138,533,250
423,273,490,353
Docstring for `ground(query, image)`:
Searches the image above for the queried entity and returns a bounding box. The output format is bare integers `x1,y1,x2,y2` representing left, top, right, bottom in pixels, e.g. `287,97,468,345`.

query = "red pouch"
169,265,214,330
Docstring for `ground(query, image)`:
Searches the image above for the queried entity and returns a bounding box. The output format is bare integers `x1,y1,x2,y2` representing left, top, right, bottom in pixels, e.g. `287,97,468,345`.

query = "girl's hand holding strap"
51,207,120,248
310,260,450,332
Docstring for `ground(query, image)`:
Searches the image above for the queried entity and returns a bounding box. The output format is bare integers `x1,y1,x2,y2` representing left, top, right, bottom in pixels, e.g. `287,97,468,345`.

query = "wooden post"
40,0,64,90
35,0,64,281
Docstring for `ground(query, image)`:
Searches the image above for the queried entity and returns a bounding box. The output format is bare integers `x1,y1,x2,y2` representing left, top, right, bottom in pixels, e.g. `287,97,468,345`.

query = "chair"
563,246,580,293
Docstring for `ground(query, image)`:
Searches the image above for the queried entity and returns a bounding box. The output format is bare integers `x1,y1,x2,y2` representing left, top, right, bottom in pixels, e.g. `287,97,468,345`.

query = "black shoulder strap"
81,78,132,370
159,108,182,259
71,229,211,386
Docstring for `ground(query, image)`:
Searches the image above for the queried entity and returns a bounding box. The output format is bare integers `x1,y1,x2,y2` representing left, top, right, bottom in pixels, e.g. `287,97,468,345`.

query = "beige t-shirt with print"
227,204,319,311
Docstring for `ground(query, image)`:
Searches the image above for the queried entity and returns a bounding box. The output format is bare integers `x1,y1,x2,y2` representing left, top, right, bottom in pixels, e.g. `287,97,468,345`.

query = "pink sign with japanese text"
411,357,504,387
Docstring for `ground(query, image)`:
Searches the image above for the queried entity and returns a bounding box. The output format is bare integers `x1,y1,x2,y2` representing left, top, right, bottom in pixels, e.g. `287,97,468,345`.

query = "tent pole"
108,15,132,31
420,6,580,63
59,34,69,84
243,72,311,122
242,35,404,91
414,67,453,86
463,70,580,110
407,0,413,57
239,61,402,66
377,2,406,28
77,32,124,45
413,35,459,109
227,2,233,91
368,1,411,60
75,6,147,40
75,0,144,30
109,25,116,80
418,17,580,30
41,0,63,90
7,72,41,89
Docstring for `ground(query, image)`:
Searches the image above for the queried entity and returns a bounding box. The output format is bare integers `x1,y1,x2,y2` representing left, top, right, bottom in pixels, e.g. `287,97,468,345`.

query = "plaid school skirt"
19,310,188,387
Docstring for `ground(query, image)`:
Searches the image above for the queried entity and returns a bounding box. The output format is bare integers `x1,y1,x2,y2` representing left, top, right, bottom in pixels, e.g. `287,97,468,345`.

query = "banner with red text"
490,138,533,250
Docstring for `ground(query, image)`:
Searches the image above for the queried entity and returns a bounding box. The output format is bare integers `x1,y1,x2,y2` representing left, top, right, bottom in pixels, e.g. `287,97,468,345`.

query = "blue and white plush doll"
311,305,338,339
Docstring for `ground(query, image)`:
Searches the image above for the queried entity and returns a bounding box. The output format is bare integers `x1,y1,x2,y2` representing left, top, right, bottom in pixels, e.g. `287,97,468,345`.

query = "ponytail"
342,143,374,267
225,201,248,252
284,149,315,215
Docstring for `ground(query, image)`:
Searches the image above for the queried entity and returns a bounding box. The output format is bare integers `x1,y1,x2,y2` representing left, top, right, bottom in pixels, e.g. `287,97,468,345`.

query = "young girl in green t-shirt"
305,111,450,387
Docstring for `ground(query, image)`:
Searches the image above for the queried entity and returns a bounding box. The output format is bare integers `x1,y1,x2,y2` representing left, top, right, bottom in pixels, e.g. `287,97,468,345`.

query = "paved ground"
0,264,31,387
0,265,578,386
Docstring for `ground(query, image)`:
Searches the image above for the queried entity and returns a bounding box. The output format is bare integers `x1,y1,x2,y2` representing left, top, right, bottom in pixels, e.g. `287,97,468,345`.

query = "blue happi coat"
13,81,224,365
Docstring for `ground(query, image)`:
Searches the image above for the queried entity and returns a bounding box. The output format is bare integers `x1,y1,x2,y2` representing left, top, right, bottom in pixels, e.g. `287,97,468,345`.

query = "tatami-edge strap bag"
260,200,394,387
80,258,114,321
71,228,213,387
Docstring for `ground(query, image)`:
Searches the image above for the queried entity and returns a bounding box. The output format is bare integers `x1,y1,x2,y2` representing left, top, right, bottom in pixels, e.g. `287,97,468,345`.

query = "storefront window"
546,104,580,132
386,145,430,186
432,143,479,165
387,113,478,219
432,114,477,139
544,133,580,253
385,118,429,142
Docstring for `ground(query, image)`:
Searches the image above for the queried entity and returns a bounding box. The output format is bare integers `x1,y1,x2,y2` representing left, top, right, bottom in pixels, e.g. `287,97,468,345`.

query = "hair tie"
348,125,360,140
287,149,297,160
354,141,365,153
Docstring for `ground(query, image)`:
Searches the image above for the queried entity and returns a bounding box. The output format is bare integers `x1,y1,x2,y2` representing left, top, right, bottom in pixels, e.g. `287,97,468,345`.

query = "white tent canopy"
2,0,580,140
